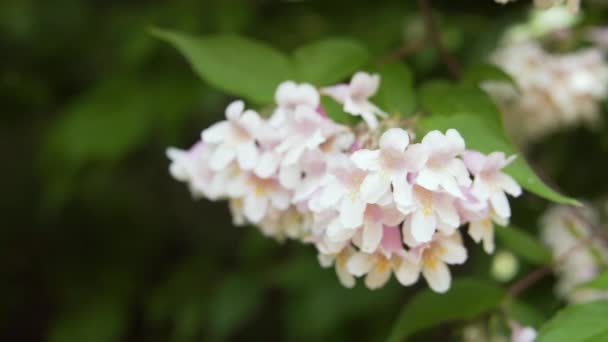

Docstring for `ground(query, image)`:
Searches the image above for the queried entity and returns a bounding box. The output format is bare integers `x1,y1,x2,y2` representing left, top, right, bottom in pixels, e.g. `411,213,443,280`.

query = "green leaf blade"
293,37,370,86
536,300,608,342
151,28,294,103
580,271,608,290
371,62,416,117
495,226,552,265
387,278,505,342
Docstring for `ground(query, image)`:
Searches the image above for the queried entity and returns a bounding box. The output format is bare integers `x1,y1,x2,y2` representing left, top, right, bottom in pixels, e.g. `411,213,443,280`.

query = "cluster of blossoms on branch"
483,41,608,144
167,72,522,293
540,205,608,303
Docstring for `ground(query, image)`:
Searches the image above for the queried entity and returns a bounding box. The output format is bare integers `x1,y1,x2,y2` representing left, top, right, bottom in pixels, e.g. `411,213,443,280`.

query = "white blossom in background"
167,71,523,293
503,7,579,43
540,205,608,303
484,42,608,144
322,71,387,129
494,0,582,12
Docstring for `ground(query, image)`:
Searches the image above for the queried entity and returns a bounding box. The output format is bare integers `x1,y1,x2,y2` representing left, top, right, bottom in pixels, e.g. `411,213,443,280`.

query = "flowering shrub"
23,0,608,341
153,0,608,338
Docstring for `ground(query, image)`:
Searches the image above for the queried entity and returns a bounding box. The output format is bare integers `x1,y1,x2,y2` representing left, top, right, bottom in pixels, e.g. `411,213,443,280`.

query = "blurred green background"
3,0,608,341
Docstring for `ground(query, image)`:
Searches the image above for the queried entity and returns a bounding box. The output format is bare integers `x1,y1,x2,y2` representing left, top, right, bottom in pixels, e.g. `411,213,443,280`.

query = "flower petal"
202,121,231,144
210,144,236,171
379,128,410,152
411,210,436,243
225,100,245,121
490,191,511,219
351,149,381,171
279,164,301,189
423,260,451,293
440,238,468,264
360,172,391,204
339,197,366,229
254,152,280,178
244,193,268,223
395,259,421,286
237,141,258,170
434,195,460,228
361,221,384,253
496,173,522,197
350,72,380,99
347,253,374,276
319,181,346,209
365,264,392,290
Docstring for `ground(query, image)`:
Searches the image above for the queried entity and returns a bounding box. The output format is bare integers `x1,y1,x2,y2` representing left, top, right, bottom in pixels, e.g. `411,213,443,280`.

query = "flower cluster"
167,72,522,293
483,42,608,144
540,205,608,303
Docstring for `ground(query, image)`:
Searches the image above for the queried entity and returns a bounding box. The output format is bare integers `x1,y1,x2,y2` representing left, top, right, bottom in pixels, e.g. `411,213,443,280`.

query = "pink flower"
399,229,468,293
202,100,264,171
322,71,387,129
351,128,428,204
416,129,471,198
463,151,522,220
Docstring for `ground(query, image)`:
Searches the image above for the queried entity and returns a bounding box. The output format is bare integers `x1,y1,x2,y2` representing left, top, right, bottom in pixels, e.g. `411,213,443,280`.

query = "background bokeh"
3,0,608,341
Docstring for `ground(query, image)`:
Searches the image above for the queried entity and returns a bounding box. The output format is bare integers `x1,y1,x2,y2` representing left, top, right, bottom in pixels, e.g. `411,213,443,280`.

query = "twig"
416,0,462,80
507,235,596,298
567,205,608,247
377,41,427,64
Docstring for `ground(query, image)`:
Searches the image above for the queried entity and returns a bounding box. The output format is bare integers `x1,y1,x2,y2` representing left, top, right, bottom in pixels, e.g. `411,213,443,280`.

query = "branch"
416,0,462,80
507,234,596,298
377,41,427,64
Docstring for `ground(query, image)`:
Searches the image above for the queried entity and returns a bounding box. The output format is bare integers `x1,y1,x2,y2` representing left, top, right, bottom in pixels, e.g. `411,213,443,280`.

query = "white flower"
275,105,338,188
416,129,471,198
397,185,460,243
322,71,387,129
316,155,369,222
541,205,608,303
228,173,290,223
166,143,224,200
318,246,356,288
487,42,608,144
464,151,522,220
275,81,319,110
201,100,264,171
346,226,413,289
258,207,312,241
534,0,580,12
351,128,428,204
510,323,538,342
399,229,468,293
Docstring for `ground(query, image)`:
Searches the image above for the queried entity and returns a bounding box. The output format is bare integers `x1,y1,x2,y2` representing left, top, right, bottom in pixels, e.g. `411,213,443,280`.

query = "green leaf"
417,81,579,206
387,278,505,342
462,63,517,88
321,96,358,126
151,28,294,103
370,63,416,117
495,226,552,265
293,38,370,86
48,295,128,342
580,271,608,290
536,300,608,342
507,300,546,328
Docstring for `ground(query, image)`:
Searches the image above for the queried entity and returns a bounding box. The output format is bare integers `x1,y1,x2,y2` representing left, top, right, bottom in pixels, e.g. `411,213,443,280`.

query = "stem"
377,41,427,64
416,0,461,80
507,235,596,298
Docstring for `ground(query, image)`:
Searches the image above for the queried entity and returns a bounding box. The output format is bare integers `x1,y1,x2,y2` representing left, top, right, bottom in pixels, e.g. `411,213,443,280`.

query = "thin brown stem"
377,41,427,64
416,0,462,80
507,235,596,298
